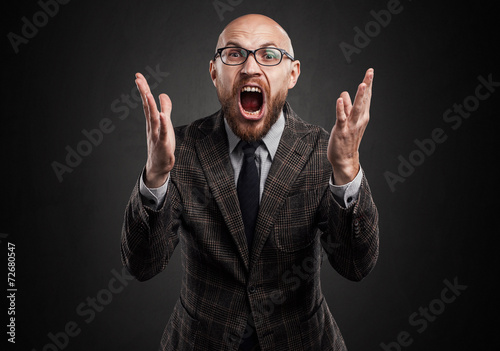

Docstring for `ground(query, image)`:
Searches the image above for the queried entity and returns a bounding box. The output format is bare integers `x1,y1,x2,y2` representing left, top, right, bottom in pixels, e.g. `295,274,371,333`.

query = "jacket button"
248,285,256,294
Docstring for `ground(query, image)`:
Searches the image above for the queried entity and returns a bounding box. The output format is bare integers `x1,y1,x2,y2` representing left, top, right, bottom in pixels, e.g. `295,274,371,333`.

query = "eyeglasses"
213,46,295,66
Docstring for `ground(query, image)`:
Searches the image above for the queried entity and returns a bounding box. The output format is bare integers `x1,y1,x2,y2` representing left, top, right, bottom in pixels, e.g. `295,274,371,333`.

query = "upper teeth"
242,86,262,93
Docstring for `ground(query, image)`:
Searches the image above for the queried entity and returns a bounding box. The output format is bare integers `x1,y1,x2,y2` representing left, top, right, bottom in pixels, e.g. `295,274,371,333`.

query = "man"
121,14,379,351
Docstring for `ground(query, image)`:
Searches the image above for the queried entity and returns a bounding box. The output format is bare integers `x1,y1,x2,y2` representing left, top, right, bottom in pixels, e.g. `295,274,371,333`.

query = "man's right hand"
135,72,176,188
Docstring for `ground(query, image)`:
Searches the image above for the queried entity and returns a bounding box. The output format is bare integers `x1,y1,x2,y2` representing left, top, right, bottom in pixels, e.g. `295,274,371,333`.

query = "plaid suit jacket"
121,102,379,351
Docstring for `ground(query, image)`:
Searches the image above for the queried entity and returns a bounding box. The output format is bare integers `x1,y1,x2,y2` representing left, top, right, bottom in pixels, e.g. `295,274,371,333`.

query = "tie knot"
241,141,261,156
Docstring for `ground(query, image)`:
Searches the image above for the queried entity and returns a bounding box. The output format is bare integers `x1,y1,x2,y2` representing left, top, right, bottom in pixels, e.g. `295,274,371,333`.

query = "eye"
259,48,280,61
226,48,246,58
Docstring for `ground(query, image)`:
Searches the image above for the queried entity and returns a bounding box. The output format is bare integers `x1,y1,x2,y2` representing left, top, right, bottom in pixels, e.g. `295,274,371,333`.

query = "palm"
327,68,373,185
135,72,176,188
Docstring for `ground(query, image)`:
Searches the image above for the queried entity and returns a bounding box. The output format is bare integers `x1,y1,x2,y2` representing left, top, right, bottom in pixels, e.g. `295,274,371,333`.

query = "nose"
241,53,261,76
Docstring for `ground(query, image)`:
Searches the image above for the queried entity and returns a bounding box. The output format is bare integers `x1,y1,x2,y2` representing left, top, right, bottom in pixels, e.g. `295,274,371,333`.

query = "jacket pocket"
299,299,337,351
161,299,200,351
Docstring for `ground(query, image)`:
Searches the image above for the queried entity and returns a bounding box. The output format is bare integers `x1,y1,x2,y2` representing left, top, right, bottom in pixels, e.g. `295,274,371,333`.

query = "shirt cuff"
329,167,363,208
139,171,169,210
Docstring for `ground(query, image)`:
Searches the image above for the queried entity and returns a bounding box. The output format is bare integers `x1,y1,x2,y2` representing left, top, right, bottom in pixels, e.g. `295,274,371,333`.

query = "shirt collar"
224,110,285,161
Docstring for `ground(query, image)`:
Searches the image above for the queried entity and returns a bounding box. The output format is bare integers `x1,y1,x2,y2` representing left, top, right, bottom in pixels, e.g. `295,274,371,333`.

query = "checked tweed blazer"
121,102,379,351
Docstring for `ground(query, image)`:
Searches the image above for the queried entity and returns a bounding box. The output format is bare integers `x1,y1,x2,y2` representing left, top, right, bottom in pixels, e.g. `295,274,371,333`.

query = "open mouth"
239,85,264,120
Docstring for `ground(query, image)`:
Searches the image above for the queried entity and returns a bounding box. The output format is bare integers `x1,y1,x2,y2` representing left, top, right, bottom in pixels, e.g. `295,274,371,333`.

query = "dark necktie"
237,141,261,251
237,141,261,351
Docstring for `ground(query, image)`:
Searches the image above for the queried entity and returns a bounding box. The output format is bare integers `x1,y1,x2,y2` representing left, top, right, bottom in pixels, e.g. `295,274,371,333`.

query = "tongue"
241,92,262,112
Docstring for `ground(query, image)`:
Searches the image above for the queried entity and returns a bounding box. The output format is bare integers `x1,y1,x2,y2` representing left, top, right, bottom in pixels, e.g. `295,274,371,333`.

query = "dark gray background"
2,0,498,350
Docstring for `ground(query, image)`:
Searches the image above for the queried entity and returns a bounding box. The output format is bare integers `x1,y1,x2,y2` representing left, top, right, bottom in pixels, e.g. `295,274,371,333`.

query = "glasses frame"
213,46,296,66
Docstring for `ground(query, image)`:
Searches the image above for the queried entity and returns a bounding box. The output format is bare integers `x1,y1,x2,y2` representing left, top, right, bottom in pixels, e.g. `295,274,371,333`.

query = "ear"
288,60,301,89
209,60,217,88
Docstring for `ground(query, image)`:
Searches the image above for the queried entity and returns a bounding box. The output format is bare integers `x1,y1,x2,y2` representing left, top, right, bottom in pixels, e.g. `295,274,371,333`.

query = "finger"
135,73,153,131
362,68,374,89
158,94,172,141
147,92,160,140
135,72,152,103
340,91,352,117
362,68,374,111
350,83,366,124
335,97,347,129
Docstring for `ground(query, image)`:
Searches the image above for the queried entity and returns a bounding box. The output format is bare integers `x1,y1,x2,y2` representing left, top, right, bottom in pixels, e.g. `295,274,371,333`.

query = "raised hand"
135,72,176,188
327,68,374,185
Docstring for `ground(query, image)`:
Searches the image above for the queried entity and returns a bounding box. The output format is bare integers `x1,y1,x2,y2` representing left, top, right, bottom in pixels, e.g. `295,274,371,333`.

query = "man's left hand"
327,68,374,185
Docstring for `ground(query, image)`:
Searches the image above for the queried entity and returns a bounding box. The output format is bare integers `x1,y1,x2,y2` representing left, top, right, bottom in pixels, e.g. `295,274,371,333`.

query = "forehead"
219,21,289,49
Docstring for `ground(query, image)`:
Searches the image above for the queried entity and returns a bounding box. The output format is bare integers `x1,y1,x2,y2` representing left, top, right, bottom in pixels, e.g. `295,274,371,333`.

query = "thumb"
159,93,172,117
158,93,173,141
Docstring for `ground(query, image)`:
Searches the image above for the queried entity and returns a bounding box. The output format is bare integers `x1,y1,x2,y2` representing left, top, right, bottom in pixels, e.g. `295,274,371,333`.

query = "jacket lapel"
194,105,314,273
250,104,314,267
194,112,251,272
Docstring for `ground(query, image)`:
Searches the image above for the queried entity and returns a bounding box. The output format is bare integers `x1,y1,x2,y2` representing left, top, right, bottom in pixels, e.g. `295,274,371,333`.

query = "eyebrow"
224,41,278,49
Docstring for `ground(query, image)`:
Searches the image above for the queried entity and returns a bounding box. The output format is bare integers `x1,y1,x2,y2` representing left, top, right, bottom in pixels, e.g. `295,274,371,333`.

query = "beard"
217,78,288,142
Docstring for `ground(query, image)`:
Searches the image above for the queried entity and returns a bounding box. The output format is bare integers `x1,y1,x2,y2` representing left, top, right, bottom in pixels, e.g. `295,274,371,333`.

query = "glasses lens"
255,48,282,66
219,47,284,66
221,48,248,65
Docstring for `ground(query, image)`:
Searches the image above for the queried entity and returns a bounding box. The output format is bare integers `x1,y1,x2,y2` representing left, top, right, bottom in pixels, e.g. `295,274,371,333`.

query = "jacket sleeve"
319,171,379,282
120,173,182,282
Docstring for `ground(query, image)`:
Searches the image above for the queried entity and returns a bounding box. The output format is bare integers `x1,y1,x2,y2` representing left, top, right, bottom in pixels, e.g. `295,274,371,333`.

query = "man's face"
210,15,300,142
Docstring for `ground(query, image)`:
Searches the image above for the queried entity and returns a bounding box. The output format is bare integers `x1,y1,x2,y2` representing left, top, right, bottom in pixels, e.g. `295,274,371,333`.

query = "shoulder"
173,110,224,143
283,102,330,146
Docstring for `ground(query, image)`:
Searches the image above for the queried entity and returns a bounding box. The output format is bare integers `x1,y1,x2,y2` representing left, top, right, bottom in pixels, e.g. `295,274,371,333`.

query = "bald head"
216,14,294,56
209,13,301,142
